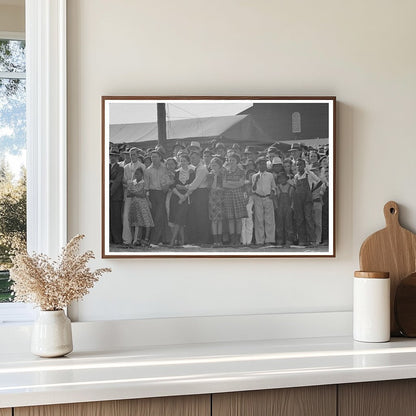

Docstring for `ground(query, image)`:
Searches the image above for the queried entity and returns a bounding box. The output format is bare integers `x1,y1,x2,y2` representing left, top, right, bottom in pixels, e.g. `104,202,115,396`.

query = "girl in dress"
208,157,224,247
282,158,296,240
165,157,178,240
169,154,195,246
222,152,248,246
241,168,256,245
127,168,154,246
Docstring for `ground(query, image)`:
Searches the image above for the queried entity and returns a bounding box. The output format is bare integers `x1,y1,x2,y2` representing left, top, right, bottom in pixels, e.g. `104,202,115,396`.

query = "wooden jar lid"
354,271,390,279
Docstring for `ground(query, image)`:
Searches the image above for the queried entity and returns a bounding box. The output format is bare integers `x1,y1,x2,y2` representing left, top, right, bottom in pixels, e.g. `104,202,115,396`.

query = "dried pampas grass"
10,234,111,311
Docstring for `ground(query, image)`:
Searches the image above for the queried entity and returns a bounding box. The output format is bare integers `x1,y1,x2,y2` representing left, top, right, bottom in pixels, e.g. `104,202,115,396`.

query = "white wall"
67,0,416,322
0,3,24,33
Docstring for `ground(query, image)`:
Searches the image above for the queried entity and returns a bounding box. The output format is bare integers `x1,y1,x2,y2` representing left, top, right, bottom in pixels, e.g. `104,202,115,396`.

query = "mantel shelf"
2,336,416,408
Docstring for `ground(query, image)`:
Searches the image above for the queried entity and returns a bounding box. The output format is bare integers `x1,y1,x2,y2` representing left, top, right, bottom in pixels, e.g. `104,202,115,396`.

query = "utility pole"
157,103,167,149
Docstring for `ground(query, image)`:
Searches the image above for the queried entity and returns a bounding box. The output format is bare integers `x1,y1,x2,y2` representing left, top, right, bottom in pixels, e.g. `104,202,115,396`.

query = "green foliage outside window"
0,38,27,302
0,163,26,302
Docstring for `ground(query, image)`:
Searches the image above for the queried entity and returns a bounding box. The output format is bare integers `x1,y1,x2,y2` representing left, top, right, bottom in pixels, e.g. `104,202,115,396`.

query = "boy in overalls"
293,159,320,246
275,172,294,246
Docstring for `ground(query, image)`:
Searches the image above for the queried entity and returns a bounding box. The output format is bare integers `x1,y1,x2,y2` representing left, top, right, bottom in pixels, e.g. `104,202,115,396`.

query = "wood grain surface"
338,379,416,416
359,201,416,335
212,386,336,416
354,271,389,279
0,409,12,416
14,395,210,416
394,272,416,336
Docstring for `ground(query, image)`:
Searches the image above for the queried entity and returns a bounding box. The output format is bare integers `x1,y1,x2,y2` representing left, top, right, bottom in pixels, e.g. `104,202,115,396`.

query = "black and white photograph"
102,97,335,257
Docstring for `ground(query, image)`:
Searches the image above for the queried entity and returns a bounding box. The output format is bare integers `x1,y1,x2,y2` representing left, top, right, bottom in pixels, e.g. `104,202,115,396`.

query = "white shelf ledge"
2,335,416,408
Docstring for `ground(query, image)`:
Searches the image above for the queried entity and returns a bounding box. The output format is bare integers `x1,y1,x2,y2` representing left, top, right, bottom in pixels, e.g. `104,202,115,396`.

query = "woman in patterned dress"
208,157,224,247
169,154,195,246
222,152,247,246
128,168,154,246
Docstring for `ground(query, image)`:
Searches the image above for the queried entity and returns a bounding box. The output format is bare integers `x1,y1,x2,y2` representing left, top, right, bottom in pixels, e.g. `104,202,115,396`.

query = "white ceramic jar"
31,310,73,357
353,271,390,343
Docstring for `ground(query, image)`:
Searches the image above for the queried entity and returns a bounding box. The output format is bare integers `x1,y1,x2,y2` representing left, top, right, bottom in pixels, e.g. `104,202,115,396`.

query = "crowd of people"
109,139,330,249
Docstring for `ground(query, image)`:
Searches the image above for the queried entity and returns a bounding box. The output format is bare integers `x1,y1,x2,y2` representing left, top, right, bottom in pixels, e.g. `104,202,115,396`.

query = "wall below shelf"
0,311,352,353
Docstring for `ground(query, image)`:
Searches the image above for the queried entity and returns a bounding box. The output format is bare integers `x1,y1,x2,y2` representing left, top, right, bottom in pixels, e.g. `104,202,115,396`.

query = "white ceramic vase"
31,310,73,357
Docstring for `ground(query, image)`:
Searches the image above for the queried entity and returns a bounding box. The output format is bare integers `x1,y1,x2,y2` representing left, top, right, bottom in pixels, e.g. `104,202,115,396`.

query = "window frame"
0,31,25,41
26,0,67,257
0,0,67,324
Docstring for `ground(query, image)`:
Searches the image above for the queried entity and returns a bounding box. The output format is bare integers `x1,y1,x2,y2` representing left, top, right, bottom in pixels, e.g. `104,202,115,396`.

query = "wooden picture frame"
102,96,336,258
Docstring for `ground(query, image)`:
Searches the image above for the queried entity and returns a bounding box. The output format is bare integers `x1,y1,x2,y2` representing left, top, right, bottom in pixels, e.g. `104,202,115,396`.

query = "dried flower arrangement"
10,234,111,311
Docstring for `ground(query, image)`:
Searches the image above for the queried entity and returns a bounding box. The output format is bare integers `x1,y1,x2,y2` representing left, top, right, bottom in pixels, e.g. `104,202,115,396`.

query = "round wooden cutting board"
359,201,416,336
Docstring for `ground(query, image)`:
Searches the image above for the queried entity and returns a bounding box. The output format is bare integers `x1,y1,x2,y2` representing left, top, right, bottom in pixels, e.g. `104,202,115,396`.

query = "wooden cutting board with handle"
359,201,416,336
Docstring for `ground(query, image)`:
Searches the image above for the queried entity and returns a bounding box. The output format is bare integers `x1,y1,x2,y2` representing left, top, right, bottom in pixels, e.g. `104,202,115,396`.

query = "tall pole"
157,103,167,149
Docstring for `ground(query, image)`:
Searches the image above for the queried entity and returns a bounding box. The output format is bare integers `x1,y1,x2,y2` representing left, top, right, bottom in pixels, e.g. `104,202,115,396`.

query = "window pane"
0,78,26,153
0,270,12,302
0,44,27,303
292,111,301,133
0,39,26,73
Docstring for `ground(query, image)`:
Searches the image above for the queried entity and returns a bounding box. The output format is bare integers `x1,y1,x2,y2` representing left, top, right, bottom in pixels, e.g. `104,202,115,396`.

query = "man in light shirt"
293,158,321,246
144,150,170,245
183,151,210,245
122,148,146,245
252,156,276,245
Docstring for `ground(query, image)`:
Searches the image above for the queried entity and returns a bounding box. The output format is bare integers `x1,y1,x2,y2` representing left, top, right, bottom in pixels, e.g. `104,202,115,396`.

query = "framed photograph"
102,96,335,258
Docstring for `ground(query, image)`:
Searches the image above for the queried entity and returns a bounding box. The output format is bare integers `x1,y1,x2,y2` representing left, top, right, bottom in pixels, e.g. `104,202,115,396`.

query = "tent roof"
280,138,329,147
109,114,272,144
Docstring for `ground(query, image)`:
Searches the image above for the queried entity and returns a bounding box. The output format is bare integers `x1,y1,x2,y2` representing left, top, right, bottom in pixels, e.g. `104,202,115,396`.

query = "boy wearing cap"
243,146,257,164
271,157,285,176
119,149,131,168
288,143,302,164
188,141,201,154
252,156,276,245
266,147,280,170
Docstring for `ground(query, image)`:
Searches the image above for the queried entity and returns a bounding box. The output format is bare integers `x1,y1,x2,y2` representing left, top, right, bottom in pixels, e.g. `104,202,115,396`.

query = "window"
292,111,301,134
0,36,26,307
0,0,67,324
